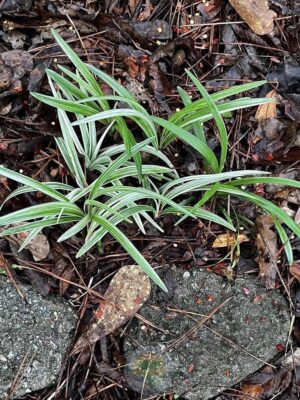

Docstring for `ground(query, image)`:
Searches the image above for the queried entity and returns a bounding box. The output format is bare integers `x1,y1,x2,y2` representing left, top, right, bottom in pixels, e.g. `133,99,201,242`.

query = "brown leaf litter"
256,214,278,289
72,265,151,354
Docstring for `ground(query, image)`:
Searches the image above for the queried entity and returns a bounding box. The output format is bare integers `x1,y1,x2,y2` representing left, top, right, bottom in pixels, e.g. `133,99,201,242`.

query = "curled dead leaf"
212,233,250,248
72,265,151,354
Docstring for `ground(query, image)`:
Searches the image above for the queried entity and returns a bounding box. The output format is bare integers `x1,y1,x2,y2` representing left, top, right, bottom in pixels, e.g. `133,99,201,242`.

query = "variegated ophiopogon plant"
0,29,299,291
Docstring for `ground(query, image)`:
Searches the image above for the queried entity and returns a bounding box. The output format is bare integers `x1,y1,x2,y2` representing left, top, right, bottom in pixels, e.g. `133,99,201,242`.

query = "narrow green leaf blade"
274,219,293,265
0,166,68,202
91,215,167,291
185,69,228,171
151,115,219,173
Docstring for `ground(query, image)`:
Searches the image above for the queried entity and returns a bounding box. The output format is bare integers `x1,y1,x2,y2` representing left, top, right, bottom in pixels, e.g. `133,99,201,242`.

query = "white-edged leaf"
0,166,68,202
274,218,293,265
1,216,81,236
0,202,83,226
58,214,91,242
91,215,167,291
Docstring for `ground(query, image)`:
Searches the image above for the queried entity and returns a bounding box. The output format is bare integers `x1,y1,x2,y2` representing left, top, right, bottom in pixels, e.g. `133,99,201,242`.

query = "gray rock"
124,267,290,399
0,277,76,399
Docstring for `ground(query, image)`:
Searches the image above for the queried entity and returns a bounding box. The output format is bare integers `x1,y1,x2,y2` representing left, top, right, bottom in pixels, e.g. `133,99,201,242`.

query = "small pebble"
183,271,191,279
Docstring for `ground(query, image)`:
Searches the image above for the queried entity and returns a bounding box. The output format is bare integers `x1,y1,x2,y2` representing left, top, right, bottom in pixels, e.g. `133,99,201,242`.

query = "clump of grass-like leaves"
0,30,299,290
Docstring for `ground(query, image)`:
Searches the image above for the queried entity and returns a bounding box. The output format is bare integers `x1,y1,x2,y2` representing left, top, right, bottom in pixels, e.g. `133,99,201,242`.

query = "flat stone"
124,267,290,399
0,277,77,399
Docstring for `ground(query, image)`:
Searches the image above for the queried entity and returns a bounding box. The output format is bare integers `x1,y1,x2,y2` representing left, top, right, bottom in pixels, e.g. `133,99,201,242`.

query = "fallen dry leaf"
289,264,300,283
241,367,292,400
255,90,277,121
256,214,278,289
128,0,139,14
229,0,276,35
52,243,74,296
212,233,250,248
72,265,151,354
11,223,50,261
26,233,50,261
241,383,265,399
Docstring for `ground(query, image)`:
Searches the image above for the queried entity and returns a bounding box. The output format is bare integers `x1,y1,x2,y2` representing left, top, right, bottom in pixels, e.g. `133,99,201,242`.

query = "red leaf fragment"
133,296,143,305
17,232,28,239
253,294,262,304
224,368,231,378
276,343,284,352
188,363,194,373
243,287,250,296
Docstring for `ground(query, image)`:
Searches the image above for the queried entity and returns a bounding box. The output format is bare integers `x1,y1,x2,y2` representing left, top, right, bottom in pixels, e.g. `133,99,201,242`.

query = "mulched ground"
0,1,300,399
